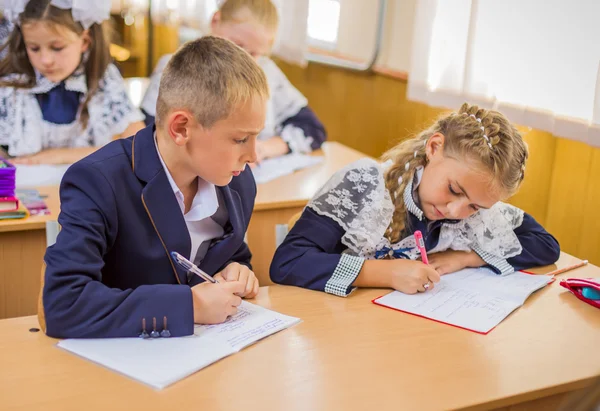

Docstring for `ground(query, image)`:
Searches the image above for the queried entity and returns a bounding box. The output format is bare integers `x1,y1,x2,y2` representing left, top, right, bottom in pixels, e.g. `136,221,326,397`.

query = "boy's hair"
156,35,269,128
219,0,279,32
382,103,529,243
0,0,113,129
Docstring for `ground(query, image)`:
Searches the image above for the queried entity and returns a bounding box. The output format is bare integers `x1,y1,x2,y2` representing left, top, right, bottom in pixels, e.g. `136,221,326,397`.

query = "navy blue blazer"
43,125,256,338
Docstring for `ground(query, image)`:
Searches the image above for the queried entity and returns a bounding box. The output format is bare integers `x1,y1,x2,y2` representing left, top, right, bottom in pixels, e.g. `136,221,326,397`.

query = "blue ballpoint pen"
170,251,219,284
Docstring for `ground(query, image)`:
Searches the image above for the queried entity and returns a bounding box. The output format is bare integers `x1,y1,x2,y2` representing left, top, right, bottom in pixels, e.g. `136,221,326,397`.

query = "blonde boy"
42,36,268,338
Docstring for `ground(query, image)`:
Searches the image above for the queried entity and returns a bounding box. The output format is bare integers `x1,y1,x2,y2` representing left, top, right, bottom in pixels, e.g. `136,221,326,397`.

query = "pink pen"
413,230,429,265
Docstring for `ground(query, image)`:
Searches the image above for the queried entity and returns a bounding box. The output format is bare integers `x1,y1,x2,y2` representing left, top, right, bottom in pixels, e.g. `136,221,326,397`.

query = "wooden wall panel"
508,129,557,226
577,147,600,264
545,139,593,258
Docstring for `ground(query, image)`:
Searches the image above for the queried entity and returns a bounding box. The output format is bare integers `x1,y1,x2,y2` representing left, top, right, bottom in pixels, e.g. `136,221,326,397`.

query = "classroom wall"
328,0,416,71
274,58,600,267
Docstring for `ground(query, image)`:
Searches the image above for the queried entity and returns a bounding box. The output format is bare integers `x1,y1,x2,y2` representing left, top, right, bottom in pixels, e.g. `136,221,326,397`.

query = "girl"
141,0,326,163
270,103,561,296
0,0,145,165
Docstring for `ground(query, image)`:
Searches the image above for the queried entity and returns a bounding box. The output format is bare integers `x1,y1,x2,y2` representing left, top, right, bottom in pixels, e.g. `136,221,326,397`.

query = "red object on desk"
0,196,19,212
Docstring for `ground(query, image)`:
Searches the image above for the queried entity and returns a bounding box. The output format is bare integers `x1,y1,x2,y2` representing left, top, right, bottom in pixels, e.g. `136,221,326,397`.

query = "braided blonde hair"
382,103,529,243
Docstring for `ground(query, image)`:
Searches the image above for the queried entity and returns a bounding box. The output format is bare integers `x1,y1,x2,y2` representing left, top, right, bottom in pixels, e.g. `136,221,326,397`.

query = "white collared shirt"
154,135,225,263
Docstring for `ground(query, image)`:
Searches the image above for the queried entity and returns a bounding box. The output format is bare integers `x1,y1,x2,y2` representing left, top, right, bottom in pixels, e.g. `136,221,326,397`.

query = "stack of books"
0,158,28,220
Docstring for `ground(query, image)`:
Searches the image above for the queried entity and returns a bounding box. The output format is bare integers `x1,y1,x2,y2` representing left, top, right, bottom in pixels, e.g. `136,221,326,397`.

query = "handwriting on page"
403,283,514,324
375,267,551,333
444,268,551,302
195,302,300,351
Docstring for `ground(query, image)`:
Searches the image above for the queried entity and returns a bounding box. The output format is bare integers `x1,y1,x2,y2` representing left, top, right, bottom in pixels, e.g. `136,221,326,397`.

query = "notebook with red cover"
373,267,553,334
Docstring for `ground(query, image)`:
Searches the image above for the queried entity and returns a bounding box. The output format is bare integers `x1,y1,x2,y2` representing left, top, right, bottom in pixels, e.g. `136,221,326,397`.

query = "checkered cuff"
324,254,365,297
472,245,514,276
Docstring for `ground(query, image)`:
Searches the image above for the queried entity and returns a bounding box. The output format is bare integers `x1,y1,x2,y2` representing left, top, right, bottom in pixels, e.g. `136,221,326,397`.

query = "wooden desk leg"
247,207,304,286
0,230,46,319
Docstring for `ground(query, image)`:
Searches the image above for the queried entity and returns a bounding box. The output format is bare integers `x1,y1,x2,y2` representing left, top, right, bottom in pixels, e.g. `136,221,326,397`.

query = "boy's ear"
426,132,445,159
167,110,195,146
80,29,91,53
210,11,222,30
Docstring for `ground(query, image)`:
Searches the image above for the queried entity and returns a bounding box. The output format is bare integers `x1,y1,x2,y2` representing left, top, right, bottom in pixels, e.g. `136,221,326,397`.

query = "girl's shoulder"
434,202,525,259
313,157,387,196
307,157,395,251
477,202,524,228
97,63,126,92
0,73,30,93
257,57,285,80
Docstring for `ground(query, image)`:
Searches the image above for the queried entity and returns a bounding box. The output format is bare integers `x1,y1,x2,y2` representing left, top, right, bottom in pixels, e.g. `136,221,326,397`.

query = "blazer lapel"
132,126,191,285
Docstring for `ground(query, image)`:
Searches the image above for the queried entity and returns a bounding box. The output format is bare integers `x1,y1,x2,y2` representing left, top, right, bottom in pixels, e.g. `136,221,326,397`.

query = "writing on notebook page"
374,267,552,334
196,302,297,351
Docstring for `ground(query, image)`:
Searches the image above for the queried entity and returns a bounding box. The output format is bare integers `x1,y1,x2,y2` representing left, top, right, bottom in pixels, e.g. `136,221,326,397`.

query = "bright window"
307,0,340,49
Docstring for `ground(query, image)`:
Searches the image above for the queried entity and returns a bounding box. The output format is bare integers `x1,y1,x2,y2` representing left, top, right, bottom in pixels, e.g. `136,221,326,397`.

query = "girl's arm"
276,106,327,154
472,212,560,274
11,147,99,165
12,121,146,165
507,212,560,270
271,207,440,295
270,207,364,296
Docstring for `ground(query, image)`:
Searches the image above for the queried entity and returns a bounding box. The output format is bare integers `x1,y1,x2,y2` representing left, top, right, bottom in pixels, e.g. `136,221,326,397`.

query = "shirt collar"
154,133,219,221
28,65,87,95
403,166,425,221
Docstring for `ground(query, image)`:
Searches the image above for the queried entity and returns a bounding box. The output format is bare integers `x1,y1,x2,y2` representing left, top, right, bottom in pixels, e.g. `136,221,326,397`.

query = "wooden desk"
249,142,368,283
0,187,59,319
1,254,598,411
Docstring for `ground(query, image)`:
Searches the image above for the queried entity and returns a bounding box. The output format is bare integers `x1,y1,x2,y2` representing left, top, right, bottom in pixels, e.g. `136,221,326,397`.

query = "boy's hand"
388,259,441,294
190,281,245,324
428,250,485,275
214,262,260,299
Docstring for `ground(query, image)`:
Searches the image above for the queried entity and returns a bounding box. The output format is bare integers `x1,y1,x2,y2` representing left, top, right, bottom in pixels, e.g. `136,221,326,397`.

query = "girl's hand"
355,259,440,294
388,259,441,293
428,250,485,275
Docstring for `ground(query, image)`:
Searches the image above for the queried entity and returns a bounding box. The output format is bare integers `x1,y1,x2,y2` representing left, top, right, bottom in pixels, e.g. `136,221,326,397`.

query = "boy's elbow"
43,292,80,338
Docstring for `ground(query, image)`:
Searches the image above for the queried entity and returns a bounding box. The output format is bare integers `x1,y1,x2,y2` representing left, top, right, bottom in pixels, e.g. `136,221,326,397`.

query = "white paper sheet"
252,154,324,184
58,301,301,389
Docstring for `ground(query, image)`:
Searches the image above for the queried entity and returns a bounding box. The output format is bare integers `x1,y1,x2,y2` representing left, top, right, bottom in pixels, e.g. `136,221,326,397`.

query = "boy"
42,36,268,338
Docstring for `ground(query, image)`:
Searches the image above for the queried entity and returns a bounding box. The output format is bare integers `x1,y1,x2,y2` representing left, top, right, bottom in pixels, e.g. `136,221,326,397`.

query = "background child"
270,103,560,296
141,0,326,164
0,0,145,165
42,36,267,338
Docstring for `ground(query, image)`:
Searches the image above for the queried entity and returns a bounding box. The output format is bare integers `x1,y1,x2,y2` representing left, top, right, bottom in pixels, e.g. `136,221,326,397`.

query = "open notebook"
373,268,553,334
58,302,301,389
252,154,324,184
